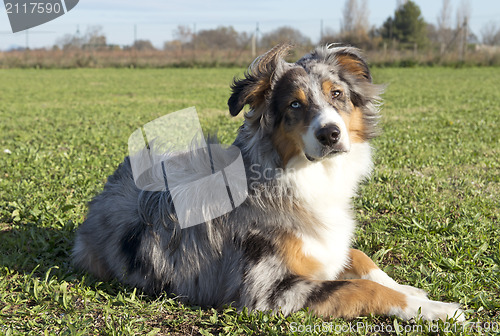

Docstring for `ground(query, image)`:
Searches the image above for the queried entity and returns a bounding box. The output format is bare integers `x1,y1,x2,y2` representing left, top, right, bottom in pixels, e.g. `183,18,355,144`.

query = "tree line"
54,0,500,53
3,0,499,68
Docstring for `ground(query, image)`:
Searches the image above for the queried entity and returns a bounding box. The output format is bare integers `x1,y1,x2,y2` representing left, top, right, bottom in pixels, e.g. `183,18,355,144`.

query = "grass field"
0,66,499,335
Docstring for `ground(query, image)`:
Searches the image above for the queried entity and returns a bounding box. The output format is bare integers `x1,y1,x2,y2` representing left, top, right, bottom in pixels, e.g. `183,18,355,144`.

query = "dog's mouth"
305,148,348,162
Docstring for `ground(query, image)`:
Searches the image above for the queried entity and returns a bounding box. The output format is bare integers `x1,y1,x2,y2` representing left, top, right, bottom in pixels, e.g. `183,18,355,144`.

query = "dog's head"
228,44,383,167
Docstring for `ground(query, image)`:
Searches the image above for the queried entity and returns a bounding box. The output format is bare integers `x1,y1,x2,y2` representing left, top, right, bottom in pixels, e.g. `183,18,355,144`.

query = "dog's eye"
332,90,343,99
290,101,301,109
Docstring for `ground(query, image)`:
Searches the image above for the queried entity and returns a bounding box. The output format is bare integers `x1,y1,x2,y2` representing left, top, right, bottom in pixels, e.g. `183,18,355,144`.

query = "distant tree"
455,0,471,30
455,0,471,54
260,26,312,49
426,23,439,44
319,27,340,45
236,31,252,50
380,0,428,47
341,0,369,35
56,33,83,50
192,26,240,49
339,0,371,48
481,22,500,46
437,0,452,32
173,25,193,45
436,0,453,45
82,26,107,50
56,25,107,50
163,25,194,52
380,17,395,41
341,0,357,33
131,39,156,51
163,40,183,51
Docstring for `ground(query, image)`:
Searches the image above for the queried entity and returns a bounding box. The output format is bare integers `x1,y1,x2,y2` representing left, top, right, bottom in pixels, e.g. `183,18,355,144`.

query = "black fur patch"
335,72,363,108
121,225,145,273
194,275,199,287
305,280,350,306
242,233,274,263
268,274,301,307
350,91,366,107
162,281,172,294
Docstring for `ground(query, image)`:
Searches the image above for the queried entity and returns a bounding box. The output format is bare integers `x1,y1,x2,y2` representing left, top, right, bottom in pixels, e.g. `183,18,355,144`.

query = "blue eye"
290,101,301,109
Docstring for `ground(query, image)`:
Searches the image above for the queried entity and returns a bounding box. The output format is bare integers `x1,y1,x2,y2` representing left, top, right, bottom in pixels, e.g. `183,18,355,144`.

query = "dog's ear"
335,50,372,83
314,46,381,107
228,43,293,116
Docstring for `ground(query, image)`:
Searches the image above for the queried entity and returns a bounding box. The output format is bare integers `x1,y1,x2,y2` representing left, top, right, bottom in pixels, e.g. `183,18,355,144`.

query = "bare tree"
341,0,369,34
455,0,471,56
481,21,500,46
436,0,452,45
356,0,370,32
173,25,193,45
83,26,106,50
341,0,357,33
56,25,106,50
340,0,370,47
56,33,83,50
455,0,471,29
437,0,451,29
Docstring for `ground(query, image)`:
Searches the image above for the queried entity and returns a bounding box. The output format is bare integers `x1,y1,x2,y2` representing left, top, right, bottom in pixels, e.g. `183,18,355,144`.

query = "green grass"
0,67,499,335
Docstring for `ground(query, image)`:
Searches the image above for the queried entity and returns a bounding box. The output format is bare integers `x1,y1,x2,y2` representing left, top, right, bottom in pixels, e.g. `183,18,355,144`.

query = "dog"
73,44,464,321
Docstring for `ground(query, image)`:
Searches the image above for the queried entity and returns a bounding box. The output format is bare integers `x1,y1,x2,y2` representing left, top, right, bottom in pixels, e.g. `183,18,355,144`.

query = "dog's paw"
396,284,428,299
391,296,465,322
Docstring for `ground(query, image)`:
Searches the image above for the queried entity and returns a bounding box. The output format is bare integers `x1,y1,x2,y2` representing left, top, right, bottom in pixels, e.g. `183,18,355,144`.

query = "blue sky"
1,0,499,50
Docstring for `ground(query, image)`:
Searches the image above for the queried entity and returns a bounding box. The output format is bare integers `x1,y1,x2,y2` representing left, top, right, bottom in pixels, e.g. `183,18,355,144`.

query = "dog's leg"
249,271,464,321
249,270,465,321
305,278,464,321
339,248,428,298
245,260,464,321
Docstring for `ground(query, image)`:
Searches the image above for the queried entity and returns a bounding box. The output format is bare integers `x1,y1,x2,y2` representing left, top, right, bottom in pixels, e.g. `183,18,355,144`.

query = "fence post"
251,34,256,58
461,17,468,62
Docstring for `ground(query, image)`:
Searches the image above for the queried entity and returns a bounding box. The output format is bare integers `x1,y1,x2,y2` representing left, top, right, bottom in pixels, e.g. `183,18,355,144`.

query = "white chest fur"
299,216,355,280
284,142,373,280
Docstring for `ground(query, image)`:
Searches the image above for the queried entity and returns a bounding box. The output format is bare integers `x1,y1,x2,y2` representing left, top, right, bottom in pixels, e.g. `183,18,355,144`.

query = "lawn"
0,66,499,335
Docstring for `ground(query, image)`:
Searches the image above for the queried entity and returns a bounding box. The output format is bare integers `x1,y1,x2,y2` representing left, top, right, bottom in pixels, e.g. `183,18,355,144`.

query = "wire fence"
1,19,500,68
1,44,499,69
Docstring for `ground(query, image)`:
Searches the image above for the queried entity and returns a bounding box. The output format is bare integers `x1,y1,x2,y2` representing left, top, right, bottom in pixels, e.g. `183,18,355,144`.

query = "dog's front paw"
391,296,465,322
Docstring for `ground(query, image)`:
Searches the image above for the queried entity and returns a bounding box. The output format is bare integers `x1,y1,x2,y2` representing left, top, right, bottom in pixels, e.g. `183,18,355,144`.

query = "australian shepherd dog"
73,44,464,321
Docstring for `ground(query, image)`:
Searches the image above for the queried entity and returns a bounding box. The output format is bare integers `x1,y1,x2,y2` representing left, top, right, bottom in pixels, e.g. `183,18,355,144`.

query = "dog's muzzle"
305,123,348,161
315,124,341,147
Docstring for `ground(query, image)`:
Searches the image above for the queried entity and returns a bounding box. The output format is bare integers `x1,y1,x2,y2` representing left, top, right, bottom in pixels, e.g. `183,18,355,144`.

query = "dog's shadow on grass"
0,217,75,277
0,216,147,296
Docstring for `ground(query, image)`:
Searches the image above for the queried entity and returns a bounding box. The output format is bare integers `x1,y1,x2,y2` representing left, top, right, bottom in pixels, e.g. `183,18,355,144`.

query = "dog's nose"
315,124,341,146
